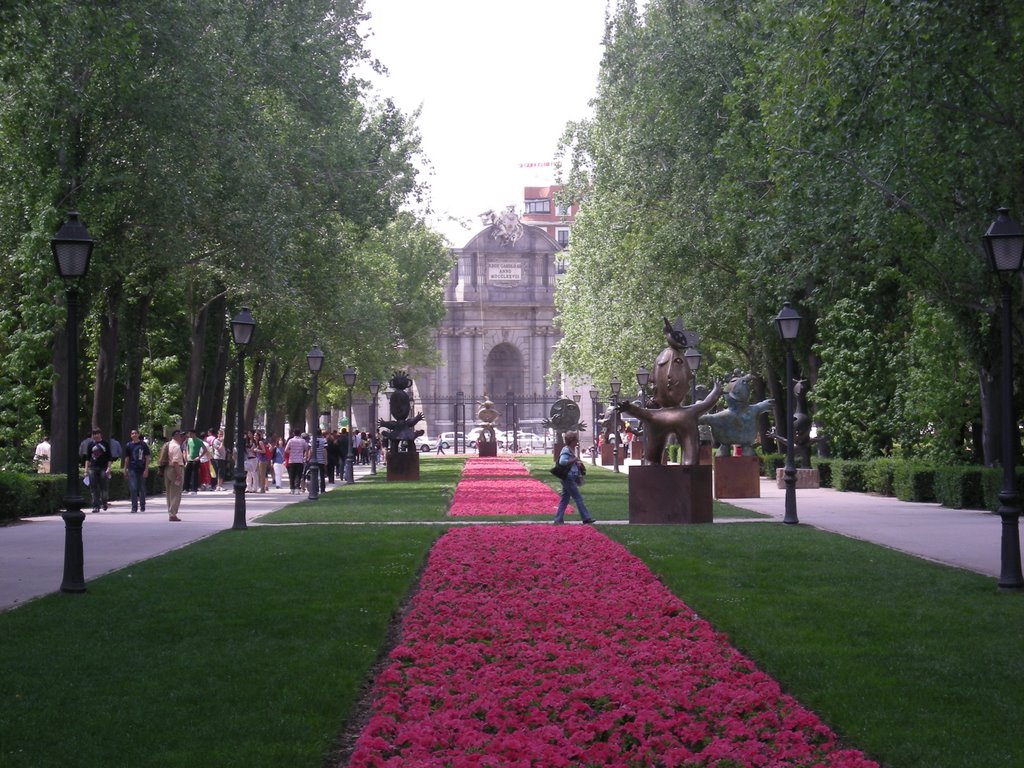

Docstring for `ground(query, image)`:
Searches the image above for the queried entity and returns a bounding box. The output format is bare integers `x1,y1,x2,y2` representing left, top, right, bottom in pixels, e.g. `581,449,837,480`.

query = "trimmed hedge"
759,453,785,479
832,460,868,492
933,467,987,510
0,467,166,523
893,463,936,502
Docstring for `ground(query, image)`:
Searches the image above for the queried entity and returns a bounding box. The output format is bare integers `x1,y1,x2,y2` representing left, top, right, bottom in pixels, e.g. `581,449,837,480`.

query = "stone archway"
485,342,524,399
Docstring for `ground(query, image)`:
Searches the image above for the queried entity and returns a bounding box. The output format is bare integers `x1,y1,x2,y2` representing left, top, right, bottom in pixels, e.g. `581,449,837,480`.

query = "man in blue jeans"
122,429,151,513
553,431,596,525
82,428,112,513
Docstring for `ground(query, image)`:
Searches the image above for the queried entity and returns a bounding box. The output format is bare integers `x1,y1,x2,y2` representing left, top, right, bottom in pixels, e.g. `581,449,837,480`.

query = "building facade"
413,188,577,436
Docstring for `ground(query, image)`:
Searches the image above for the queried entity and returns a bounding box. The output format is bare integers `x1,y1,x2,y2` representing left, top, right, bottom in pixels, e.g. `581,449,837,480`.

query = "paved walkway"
2,459,1017,611
0,467,375,612
612,458,1017,579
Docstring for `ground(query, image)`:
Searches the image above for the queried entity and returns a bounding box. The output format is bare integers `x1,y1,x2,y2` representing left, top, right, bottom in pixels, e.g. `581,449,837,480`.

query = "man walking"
183,428,207,495
82,428,112,513
122,429,151,513
159,430,186,521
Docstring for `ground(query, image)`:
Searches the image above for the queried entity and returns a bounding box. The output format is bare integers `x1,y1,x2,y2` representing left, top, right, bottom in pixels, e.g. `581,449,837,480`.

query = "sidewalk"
612,458,1017,580
0,466,374,612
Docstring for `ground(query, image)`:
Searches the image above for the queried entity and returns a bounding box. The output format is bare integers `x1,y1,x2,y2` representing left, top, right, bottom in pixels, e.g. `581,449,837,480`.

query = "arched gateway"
413,214,563,436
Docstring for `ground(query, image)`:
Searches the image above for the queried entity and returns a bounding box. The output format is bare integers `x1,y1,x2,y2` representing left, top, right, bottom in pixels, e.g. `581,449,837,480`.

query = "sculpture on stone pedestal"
475,395,500,446
378,371,424,453
699,372,774,457
768,378,826,467
616,326,721,465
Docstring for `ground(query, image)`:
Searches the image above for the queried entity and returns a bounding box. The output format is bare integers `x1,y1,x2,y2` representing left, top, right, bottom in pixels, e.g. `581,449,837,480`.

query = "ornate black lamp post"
982,207,1024,590
230,307,255,529
775,302,802,525
610,377,622,473
635,368,650,465
306,345,324,500
52,212,95,593
343,366,357,484
369,377,380,474
589,386,599,465
684,347,702,404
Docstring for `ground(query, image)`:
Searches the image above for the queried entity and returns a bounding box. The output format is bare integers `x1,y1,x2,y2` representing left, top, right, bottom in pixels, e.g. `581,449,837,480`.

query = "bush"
893,463,936,503
760,453,785,479
0,472,36,522
811,458,833,488
933,466,987,510
864,458,897,496
832,460,868,492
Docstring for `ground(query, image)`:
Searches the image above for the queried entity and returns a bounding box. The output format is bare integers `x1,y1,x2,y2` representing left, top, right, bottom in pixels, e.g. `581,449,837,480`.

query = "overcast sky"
359,1,611,246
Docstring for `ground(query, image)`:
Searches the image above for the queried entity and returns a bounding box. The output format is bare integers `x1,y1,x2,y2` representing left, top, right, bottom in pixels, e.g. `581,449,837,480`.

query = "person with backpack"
122,429,151,513
81,428,112,514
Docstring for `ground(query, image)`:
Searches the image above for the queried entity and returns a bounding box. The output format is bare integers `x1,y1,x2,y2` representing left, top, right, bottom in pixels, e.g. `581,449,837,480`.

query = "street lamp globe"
306,344,324,373
982,207,1024,274
52,211,95,280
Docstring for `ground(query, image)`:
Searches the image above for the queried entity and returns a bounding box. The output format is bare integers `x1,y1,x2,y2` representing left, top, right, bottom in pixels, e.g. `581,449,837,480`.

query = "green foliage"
863,458,897,497
893,463,937,503
933,466,987,510
831,459,868,492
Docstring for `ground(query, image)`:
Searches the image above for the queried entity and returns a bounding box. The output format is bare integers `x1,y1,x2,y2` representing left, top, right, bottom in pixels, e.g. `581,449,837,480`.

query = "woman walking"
553,431,595,525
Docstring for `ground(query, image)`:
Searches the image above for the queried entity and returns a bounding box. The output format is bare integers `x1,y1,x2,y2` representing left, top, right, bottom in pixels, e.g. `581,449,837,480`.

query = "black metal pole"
783,344,799,525
997,282,1024,589
591,399,598,466
344,386,354,483
612,392,620,473
232,351,248,529
60,285,86,593
370,395,377,475
308,371,320,500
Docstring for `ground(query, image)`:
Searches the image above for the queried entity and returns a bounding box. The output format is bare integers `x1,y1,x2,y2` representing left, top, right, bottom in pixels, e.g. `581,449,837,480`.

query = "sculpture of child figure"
698,372,773,457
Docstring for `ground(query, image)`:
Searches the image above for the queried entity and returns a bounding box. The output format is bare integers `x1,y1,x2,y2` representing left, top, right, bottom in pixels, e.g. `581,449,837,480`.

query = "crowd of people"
55,424,384,519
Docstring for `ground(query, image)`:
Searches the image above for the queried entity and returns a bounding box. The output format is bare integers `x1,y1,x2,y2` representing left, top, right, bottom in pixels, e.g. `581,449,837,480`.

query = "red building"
520,185,577,249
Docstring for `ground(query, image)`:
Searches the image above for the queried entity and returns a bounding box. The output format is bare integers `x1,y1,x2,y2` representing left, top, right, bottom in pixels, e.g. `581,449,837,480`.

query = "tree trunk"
195,294,227,432
181,301,209,430
978,364,999,467
764,364,784,453
263,357,289,438
206,324,230,432
245,356,266,430
91,288,120,435
120,293,153,439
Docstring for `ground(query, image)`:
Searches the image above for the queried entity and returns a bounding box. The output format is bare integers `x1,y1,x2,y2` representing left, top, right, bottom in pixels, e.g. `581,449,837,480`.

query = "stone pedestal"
478,441,497,457
630,441,643,460
628,464,713,524
386,450,420,481
714,455,761,499
601,444,625,465
775,467,820,489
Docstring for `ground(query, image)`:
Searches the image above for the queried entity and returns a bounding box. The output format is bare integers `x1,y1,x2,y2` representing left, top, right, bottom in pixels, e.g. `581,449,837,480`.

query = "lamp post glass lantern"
684,347,701,403
610,377,621,473
231,307,255,529
983,208,1024,590
369,378,380,473
343,366,357,483
306,345,324,500
53,212,95,593
774,302,802,525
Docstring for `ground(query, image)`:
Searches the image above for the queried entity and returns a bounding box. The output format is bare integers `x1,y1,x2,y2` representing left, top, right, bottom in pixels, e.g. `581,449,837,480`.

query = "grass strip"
259,455,765,523
604,524,1024,768
0,525,440,768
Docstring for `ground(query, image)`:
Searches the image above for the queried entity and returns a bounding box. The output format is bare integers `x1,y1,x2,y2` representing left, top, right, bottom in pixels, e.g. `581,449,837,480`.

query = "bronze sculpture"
699,373,773,457
378,371,424,453
616,337,721,465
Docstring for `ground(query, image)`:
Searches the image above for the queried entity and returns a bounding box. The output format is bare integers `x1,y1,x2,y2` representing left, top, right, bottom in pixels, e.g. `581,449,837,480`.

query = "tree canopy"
0,0,451,470
555,0,1024,463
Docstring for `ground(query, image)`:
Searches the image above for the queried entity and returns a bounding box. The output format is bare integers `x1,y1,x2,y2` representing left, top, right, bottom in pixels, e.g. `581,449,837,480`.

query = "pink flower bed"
349,526,878,768
460,458,530,477
448,478,560,517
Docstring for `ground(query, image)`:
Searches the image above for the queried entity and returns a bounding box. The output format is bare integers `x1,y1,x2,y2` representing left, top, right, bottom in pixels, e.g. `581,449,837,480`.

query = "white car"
437,432,461,448
415,435,440,452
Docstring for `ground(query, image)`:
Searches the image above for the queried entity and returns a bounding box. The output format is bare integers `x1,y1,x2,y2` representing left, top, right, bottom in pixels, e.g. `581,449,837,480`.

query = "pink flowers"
349,526,878,767
448,458,560,517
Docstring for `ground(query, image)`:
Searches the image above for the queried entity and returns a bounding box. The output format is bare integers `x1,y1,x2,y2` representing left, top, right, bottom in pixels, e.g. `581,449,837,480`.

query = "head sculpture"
388,371,412,421
652,346,693,408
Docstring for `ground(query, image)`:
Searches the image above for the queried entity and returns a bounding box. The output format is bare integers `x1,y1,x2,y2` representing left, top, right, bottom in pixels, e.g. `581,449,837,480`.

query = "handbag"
550,462,571,479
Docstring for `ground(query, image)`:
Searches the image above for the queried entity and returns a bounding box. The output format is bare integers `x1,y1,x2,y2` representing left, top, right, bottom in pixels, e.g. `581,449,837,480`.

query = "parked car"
437,432,461,448
414,435,440,452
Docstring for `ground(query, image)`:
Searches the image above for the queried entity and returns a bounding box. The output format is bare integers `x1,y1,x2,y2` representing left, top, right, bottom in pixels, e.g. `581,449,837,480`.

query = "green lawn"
2,455,1020,767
